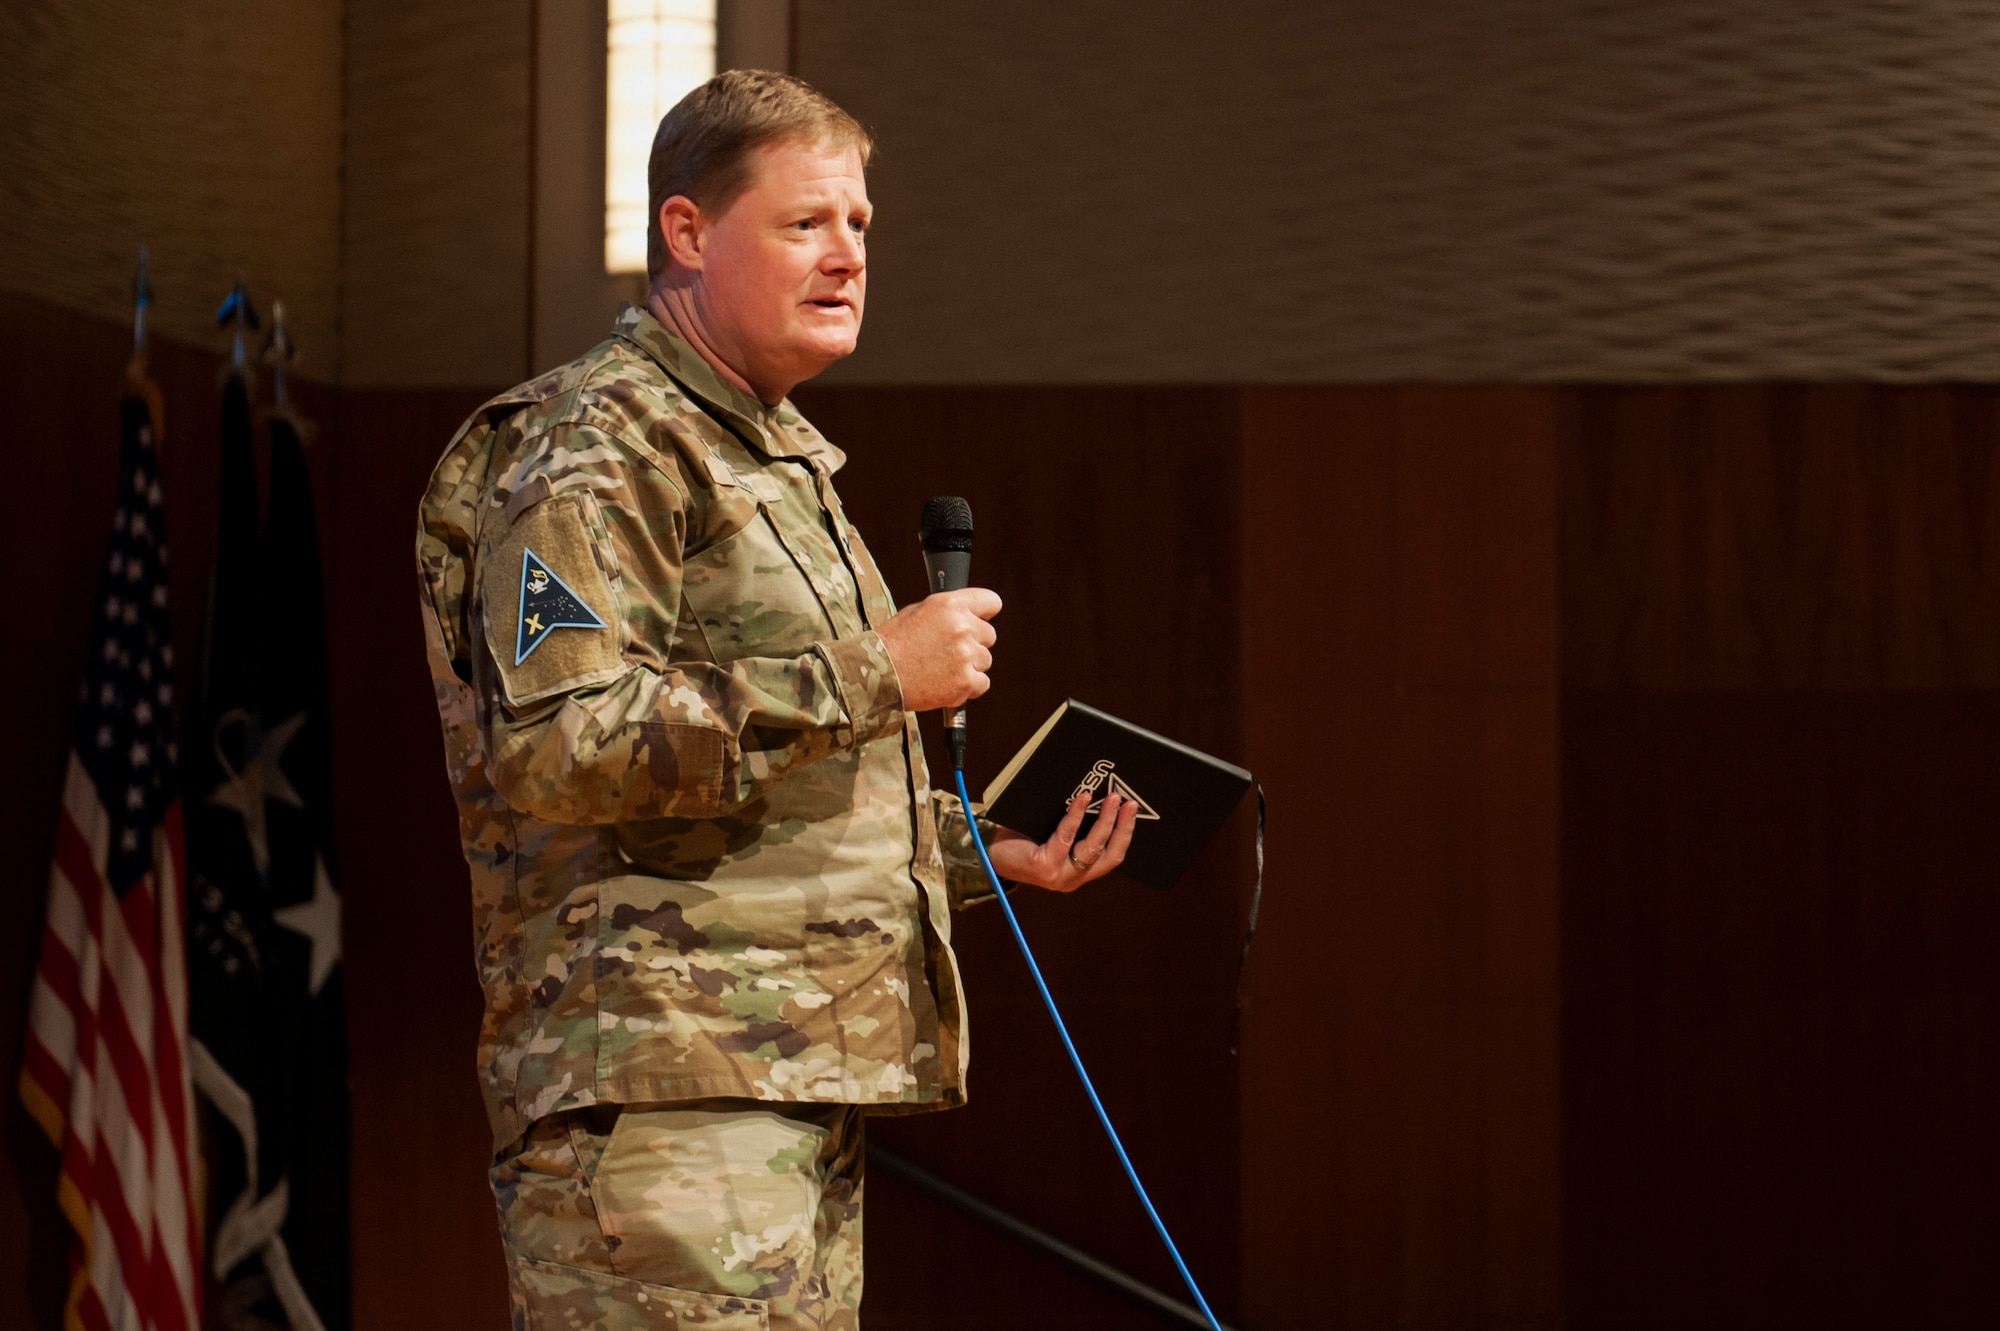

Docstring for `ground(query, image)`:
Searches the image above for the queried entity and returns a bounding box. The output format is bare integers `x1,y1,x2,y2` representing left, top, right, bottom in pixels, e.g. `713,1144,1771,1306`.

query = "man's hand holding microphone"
874,498,1136,892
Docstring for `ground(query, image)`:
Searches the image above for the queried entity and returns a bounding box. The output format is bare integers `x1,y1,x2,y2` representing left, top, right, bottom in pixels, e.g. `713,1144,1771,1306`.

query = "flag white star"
205,710,307,875
273,856,342,997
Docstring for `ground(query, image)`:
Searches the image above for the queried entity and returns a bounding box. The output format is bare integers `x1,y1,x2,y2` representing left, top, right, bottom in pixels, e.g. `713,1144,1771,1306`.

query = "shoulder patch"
516,546,608,663
482,490,624,708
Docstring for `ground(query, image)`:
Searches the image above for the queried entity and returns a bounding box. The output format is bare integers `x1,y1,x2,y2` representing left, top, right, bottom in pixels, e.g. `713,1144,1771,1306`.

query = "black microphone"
918,496,974,770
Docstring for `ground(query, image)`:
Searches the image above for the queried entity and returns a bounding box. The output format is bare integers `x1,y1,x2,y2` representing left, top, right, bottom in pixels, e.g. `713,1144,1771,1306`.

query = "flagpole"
126,247,164,444
215,278,260,386
264,299,312,443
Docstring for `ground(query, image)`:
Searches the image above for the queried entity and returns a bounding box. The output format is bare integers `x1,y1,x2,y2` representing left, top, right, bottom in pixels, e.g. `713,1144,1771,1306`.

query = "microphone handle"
925,550,970,595
943,705,967,770
922,548,973,770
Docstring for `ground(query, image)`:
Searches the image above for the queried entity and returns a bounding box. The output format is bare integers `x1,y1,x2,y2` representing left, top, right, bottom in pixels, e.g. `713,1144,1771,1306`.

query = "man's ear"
658,195,705,272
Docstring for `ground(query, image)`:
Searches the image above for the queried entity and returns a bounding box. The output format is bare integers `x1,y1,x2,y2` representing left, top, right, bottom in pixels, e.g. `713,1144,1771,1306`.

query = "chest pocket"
680,503,834,663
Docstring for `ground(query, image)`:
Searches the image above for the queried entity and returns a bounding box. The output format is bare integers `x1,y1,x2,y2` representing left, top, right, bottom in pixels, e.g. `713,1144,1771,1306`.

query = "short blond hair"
647,69,873,281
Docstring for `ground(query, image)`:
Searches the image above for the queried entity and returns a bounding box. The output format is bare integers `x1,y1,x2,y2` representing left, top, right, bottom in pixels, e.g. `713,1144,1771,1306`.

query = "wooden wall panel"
1559,383,2000,1328
326,386,512,1331
1562,694,2000,1327
1238,385,1563,1329
1560,384,2000,692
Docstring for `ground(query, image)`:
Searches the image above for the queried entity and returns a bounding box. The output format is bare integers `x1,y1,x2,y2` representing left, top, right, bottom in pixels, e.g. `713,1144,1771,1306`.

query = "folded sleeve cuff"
935,790,1004,909
815,631,906,749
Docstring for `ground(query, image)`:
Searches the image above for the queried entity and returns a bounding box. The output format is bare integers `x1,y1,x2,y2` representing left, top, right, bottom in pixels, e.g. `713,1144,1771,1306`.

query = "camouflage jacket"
416,305,992,1152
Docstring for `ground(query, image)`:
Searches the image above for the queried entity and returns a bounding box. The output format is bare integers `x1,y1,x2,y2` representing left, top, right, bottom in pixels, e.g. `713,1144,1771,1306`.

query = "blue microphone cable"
952,766,1227,1331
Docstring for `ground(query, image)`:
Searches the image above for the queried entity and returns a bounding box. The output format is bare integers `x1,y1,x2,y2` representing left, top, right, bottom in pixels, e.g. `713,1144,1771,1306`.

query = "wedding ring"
1068,849,1093,872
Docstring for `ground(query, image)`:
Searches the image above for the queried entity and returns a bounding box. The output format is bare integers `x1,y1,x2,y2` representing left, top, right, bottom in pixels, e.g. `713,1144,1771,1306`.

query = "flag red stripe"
85,1207,142,1331
86,977,161,1324
86,902,159,1171
57,989,101,1185
117,876,158,992
52,812,102,938
149,1226,193,1331
21,1035,71,1121
34,912,84,1017
151,807,201,1317
77,1286,112,1331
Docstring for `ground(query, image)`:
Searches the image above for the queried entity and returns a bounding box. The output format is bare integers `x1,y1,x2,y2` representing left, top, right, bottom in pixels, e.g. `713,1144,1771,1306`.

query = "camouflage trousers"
490,1099,866,1330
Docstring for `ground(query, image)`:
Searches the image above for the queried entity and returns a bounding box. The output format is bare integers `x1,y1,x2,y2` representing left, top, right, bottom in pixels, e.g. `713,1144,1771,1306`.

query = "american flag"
19,388,202,1331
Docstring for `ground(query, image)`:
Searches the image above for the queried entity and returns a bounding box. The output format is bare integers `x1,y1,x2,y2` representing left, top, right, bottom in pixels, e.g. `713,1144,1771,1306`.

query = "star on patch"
516,546,607,664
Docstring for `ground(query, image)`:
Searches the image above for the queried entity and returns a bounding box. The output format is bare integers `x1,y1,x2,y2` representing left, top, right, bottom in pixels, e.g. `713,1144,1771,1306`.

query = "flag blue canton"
79,397,178,896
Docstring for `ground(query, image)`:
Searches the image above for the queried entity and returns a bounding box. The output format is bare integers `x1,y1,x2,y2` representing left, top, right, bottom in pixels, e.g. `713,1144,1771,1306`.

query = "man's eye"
794,219,815,231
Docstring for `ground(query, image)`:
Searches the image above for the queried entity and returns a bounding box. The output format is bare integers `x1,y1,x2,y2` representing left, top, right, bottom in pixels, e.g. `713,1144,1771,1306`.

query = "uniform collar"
612,303,847,474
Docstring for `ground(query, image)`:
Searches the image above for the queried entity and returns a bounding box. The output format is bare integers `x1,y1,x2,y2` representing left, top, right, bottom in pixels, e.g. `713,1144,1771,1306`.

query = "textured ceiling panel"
0,0,344,379
801,0,2000,384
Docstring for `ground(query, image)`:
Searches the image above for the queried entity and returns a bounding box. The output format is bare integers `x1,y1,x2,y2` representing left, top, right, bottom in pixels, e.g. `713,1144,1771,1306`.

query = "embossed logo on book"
1069,760,1162,821
516,545,607,664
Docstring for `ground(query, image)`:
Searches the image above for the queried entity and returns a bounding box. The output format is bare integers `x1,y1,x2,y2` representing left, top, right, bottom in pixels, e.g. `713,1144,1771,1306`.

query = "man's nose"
824,227,865,274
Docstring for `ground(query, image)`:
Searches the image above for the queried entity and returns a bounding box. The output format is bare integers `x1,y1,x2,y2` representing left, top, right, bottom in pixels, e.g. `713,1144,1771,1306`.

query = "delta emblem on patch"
516,545,607,664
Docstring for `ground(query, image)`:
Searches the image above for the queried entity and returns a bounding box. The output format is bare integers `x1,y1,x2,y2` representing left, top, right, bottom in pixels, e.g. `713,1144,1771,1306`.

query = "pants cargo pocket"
516,1256,770,1331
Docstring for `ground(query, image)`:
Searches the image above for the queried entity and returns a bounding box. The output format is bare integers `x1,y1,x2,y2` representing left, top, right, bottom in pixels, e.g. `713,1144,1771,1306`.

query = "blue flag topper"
516,546,606,663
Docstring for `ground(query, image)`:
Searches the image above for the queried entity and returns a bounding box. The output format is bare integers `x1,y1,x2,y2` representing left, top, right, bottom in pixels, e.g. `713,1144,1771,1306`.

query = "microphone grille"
919,495,974,552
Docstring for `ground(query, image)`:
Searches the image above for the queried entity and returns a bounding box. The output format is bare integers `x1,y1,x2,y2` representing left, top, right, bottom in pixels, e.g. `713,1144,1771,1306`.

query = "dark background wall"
1240,387,1562,1328
6,1,2000,1328
1556,386,2000,1326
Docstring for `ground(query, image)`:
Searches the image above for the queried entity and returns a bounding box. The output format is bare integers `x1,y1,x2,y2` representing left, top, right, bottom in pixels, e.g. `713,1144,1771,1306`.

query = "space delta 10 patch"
516,546,607,663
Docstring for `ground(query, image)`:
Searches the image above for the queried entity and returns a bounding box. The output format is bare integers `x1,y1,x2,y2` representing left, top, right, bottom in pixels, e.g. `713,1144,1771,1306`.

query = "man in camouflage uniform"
416,71,1137,1329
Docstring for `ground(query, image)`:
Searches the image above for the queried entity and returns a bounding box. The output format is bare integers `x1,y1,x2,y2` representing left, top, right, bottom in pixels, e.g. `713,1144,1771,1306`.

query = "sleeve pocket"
483,490,627,708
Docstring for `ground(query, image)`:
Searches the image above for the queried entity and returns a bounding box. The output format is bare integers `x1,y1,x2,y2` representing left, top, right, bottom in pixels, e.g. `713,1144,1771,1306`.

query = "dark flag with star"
185,361,350,1330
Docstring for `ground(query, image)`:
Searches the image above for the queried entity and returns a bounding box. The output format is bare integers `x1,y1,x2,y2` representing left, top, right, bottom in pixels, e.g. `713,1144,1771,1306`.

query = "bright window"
605,0,717,274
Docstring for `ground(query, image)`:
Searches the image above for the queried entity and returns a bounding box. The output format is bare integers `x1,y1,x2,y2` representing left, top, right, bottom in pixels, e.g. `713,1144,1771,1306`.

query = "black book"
980,699,1253,889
